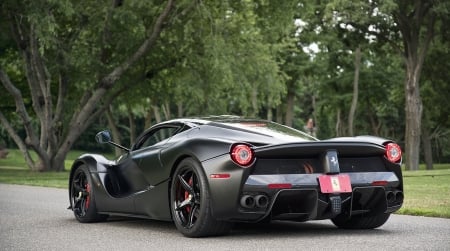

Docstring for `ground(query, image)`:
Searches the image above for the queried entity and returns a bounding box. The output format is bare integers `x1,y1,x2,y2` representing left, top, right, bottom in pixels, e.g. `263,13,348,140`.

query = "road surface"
0,183,449,250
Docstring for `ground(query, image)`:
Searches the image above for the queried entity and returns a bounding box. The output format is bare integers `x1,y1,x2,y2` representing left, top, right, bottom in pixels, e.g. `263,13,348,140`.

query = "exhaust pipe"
255,195,269,208
394,191,404,202
386,191,395,203
240,195,255,209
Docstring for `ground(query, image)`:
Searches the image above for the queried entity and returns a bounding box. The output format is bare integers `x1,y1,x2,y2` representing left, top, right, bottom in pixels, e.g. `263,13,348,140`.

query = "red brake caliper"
85,183,91,209
184,177,193,213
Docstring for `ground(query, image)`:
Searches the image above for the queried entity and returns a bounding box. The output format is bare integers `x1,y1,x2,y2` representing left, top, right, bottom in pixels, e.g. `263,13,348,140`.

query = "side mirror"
95,130,112,144
95,130,130,152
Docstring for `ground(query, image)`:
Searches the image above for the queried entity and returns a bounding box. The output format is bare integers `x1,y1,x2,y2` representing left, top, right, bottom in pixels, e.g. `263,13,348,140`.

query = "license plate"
318,174,352,193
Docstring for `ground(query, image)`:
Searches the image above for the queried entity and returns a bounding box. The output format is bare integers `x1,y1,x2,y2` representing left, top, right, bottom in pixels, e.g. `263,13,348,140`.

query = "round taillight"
385,143,402,163
230,144,254,167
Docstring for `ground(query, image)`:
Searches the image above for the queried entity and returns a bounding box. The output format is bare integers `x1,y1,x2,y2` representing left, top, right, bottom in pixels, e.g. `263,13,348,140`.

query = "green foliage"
1,0,449,167
113,0,294,118
420,37,450,162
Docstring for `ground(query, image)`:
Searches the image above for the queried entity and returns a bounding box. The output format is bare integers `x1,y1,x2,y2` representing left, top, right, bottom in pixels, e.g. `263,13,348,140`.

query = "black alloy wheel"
70,165,107,222
171,158,232,237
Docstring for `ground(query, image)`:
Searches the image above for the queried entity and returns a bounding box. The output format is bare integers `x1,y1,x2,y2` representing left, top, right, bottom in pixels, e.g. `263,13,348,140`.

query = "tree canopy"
1,0,449,171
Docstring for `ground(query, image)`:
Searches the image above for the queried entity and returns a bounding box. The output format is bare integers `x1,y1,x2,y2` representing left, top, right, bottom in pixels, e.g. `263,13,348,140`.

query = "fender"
70,154,113,173
69,154,113,190
69,154,135,213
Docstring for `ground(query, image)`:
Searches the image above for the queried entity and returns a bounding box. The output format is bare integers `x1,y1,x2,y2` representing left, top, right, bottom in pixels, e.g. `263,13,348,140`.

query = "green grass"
0,168,69,189
0,149,89,188
397,169,450,218
402,163,450,171
1,149,449,218
0,149,90,170
0,149,108,189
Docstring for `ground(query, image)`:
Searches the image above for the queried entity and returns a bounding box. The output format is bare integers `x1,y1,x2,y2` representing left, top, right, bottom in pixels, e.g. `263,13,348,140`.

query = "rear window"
221,121,316,141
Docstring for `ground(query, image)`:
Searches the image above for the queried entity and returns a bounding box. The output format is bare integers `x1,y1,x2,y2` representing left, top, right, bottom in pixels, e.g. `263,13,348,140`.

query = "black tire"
170,158,232,237
331,213,391,229
70,165,107,223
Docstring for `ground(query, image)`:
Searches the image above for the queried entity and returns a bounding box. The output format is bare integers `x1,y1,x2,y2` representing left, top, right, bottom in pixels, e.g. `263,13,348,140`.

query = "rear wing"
253,141,386,158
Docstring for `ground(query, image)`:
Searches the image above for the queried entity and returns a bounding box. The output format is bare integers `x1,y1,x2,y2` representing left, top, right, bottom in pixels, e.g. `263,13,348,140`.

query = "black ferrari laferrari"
68,116,403,237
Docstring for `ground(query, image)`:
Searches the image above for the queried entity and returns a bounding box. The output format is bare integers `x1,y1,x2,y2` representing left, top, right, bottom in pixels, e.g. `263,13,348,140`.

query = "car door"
132,123,186,185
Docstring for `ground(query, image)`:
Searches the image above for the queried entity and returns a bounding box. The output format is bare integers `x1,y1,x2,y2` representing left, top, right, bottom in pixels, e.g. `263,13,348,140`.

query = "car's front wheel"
170,158,232,237
70,165,107,223
331,213,391,229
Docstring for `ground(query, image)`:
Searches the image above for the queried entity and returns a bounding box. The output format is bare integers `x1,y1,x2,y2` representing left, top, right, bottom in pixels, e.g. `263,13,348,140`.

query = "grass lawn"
398,168,450,218
0,149,107,189
1,149,449,218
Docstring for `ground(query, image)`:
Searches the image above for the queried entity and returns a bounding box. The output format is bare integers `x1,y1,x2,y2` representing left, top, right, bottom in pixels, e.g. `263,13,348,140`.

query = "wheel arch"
162,138,236,220
68,154,110,202
163,138,233,187
69,155,101,184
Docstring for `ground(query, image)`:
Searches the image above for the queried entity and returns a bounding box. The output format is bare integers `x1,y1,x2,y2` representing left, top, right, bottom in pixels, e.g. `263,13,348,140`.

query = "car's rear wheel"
70,165,107,223
331,213,391,229
170,158,232,237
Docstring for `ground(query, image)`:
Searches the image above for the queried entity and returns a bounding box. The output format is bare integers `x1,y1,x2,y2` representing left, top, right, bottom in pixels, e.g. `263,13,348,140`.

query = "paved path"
1,183,449,250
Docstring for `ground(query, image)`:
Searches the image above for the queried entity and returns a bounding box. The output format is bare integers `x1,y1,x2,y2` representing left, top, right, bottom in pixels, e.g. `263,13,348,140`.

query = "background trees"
0,0,178,171
1,0,449,171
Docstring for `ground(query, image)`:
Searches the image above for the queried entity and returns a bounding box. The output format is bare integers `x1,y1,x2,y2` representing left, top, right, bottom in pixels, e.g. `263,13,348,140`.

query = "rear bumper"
245,172,401,188
217,171,403,222
203,155,403,222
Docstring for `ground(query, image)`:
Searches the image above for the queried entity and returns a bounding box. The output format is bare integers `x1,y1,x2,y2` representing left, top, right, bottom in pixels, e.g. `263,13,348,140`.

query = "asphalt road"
1,183,449,251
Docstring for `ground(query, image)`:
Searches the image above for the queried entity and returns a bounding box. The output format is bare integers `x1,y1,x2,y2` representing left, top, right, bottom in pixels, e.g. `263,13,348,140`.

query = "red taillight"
385,143,402,163
372,180,388,186
230,144,254,167
268,183,292,189
210,173,231,179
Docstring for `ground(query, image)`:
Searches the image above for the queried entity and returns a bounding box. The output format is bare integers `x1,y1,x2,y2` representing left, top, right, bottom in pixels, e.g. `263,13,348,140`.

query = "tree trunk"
177,102,183,118
128,106,136,146
0,111,37,170
276,104,283,124
145,109,153,129
267,107,273,121
348,46,361,137
335,108,341,137
153,105,162,123
0,68,45,171
106,107,123,156
394,0,436,171
284,83,295,127
250,87,258,118
367,107,381,136
403,60,423,171
421,125,433,170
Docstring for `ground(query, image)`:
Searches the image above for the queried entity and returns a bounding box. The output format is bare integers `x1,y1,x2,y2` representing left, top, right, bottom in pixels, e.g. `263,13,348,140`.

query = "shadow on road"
229,220,391,238
65,215,391,238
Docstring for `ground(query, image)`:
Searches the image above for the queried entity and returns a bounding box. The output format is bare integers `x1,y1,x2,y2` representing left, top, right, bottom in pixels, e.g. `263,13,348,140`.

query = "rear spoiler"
253,141,386,158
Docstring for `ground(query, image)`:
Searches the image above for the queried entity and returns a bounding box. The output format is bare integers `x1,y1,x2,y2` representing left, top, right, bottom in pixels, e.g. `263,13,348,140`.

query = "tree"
394,0,439,170
275,1,329,129
0,0,179,171
1,0,302,171
325,0,448,170
420,35,450,166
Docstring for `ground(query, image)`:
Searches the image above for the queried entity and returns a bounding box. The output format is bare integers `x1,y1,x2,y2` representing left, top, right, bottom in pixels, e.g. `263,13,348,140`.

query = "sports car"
68,116,403,237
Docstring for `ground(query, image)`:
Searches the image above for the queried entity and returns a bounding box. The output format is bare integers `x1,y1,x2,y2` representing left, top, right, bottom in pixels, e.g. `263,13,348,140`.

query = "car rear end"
200,119,403,228
237,140,403,224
